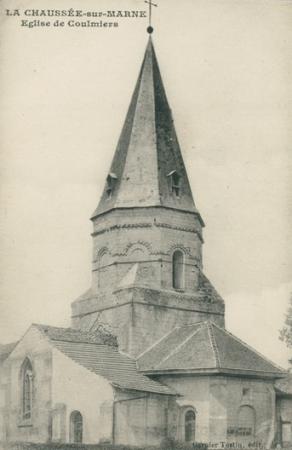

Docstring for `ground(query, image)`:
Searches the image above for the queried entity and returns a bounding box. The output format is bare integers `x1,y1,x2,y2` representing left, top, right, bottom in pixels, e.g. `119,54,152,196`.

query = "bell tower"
71,36,225,357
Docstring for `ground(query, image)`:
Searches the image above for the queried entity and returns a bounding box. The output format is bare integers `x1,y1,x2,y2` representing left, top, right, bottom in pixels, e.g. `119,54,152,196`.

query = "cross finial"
144,0,158,34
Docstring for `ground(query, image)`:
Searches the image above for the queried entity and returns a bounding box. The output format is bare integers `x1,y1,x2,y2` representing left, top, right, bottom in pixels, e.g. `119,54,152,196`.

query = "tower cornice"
90,205,205,228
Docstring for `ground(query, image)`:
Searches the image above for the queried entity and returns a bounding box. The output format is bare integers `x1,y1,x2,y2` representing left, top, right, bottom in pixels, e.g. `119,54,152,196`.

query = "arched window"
172,250,184,289
237,406,255,437
22,358,33,420
185,409,196,442
70,411,83,443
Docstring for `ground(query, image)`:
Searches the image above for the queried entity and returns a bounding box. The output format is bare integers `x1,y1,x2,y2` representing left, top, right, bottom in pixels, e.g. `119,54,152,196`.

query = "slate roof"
197,271,224,304
92,37,202,222
0,342,18,363
137,321,284,378
35,324,118,347
35,324,175,396
275,373,292,396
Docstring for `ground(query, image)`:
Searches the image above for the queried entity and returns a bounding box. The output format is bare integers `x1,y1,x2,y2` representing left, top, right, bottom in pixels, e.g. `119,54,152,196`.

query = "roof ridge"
111,45,145,212
207,322,221,368
155,323,203,369
211,321,285,373
136,326,179,360
33,323,73,332
34,323,117,347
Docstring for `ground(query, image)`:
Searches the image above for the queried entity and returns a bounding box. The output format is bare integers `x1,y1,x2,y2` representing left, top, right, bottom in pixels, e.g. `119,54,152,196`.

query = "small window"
242,387,250,396
70,411,83,443
106,173,117,198
167,170,181,197
185,409,196,442
172,250,184,290
22,358,33,420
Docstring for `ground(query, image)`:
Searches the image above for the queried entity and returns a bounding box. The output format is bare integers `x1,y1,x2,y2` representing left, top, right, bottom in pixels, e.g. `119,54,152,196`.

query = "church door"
70,411,83,443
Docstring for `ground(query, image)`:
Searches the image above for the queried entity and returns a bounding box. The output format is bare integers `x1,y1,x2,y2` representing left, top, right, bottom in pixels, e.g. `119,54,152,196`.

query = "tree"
279,293,292,352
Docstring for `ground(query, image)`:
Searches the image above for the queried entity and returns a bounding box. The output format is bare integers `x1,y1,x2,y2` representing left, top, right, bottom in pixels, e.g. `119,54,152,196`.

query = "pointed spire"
92,38,202,223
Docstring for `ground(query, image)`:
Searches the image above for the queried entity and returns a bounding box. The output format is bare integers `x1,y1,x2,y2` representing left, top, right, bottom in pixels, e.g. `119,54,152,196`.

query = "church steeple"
72,35,225,358
92,38,202,224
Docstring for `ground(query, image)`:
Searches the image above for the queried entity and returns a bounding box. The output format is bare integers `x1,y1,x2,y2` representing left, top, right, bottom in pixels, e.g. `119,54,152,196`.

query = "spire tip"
147,26,154,34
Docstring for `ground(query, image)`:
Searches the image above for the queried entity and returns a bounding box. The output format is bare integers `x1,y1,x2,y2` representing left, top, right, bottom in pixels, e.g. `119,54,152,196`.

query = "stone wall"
156,375,277,447
157,376,210,443
0,326,115,445
113,390,176,446
72,286,224,357
71,205,225,358
0,327,53,443
223,377,276,447
51,348,114,444
90,207,203,295
277,396,292,447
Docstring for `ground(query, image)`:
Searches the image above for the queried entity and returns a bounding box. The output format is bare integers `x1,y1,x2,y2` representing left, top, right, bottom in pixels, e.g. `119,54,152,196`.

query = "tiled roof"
35,323,118,347
197,272,224,304
275,373,292,396
35,324,175,396
0,342,18,363
137,321,284,377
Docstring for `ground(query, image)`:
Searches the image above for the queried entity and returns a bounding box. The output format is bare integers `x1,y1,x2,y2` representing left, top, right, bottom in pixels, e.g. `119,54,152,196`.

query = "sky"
0,0,291,368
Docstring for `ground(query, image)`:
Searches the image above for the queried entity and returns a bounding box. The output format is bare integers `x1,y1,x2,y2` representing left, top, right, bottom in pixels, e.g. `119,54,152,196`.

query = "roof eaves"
51,339,176,396
139,367,285,378
275,387,292,398
112,384,178,397
211,321,285,374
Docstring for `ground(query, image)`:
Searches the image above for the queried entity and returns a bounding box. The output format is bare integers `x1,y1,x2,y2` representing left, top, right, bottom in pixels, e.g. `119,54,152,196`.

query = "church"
0,29,291,448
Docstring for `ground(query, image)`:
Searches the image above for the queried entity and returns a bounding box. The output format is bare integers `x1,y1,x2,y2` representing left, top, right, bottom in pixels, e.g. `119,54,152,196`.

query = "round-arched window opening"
172,250,184,290
185,409,196,442
237,405,255,438
70,410,83,443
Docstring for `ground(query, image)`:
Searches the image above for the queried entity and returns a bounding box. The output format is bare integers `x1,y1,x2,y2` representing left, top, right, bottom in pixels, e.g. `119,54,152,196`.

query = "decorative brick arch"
168,244,191,257
124,241,152,255
96,247,111,268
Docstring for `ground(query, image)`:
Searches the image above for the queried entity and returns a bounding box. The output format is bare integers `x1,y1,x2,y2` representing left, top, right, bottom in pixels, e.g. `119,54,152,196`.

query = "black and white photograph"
0,0,291,448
